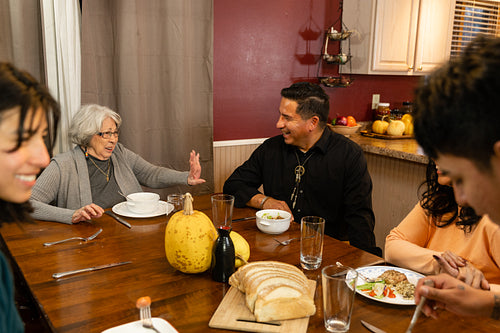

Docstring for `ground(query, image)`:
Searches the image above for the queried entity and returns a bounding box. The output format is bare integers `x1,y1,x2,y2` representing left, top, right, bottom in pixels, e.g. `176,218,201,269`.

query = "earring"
84,147,89,159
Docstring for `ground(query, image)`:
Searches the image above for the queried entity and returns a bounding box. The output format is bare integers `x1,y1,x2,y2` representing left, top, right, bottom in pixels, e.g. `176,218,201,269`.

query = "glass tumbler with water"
300,216,325,270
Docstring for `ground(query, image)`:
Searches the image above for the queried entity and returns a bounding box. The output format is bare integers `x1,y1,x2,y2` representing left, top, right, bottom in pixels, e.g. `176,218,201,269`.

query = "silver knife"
361,320,388,333
52,261,132,279
105,211,132,228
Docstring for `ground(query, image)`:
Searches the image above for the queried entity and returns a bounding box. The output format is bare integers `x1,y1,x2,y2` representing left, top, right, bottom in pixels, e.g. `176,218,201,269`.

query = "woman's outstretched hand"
187,150,206,185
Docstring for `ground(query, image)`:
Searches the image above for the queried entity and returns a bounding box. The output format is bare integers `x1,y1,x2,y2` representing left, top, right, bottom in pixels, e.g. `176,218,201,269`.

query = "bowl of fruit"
330,116,361,136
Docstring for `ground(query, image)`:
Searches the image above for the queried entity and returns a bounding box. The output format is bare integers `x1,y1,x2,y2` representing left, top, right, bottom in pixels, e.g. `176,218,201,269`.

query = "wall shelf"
317,1,353,88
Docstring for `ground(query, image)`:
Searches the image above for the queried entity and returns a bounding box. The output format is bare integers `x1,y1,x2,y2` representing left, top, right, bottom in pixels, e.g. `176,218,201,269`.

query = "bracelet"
259,196,270,209
491,294,500,320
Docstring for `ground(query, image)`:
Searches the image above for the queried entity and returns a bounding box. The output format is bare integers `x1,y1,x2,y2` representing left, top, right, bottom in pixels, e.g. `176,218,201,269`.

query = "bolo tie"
290,150,314,209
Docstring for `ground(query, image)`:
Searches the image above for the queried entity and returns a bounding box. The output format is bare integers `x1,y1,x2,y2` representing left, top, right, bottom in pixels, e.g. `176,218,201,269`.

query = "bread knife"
105,211,132,228
52,261,132,279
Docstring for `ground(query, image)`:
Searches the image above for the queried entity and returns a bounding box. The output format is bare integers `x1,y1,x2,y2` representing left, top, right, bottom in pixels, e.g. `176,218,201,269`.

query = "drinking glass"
211,194,234,230
322,265,358,332
167,193,184,214
300,216,325,270
210,194,235,282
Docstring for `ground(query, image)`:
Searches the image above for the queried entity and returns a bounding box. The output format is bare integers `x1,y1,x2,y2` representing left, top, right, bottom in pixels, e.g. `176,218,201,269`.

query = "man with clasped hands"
224,82,381,256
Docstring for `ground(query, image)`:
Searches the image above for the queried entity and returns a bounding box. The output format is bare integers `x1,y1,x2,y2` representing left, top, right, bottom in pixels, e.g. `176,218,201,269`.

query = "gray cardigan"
30,143,189,224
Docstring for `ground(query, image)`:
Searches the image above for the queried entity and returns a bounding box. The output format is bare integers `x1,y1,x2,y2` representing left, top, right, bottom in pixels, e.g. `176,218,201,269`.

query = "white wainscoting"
213,140,427,254
364,153,427,254
213,139,266,193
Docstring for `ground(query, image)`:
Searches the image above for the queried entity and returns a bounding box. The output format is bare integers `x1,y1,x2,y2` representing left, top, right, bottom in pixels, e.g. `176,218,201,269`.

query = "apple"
335,116,348,126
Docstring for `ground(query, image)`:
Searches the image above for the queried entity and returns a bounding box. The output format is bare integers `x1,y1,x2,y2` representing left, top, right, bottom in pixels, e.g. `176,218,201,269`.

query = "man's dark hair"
414,34,500,172
280,82,329,127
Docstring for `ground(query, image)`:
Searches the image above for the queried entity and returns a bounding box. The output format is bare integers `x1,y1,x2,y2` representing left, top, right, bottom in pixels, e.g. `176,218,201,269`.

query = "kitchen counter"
349,133,428,164
341,130,429,252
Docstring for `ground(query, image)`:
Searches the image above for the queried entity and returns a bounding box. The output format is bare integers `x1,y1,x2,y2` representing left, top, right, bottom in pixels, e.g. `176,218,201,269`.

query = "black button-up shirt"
223,128,381,256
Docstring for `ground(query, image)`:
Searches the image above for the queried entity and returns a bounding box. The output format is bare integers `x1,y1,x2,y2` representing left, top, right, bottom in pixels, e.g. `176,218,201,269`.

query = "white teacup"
126,192,160,214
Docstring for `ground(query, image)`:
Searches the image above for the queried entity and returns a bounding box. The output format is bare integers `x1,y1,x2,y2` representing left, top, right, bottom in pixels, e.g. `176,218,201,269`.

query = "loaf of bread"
228,261,316,322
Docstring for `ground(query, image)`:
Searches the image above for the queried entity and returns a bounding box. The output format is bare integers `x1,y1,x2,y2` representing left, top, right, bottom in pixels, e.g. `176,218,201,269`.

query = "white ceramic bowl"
330,124,361,136
126,192,160,214
256,209,292,234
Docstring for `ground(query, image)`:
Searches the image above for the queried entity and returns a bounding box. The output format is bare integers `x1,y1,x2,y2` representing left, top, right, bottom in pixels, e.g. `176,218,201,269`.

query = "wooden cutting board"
360,130,413,140
209,280,316,333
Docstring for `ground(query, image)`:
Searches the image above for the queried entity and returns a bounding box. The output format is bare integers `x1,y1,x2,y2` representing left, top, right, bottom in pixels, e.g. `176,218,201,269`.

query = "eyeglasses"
98,130,120,139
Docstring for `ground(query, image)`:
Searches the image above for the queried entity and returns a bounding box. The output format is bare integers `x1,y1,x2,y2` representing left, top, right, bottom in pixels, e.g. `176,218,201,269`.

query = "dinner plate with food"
348,266,424,305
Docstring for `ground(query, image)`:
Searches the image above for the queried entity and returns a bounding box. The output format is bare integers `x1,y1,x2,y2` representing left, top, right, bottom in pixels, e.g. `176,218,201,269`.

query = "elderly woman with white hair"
30,104,205,224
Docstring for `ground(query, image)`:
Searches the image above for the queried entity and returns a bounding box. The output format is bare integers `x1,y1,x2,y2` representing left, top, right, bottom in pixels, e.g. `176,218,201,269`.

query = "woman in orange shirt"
385,160,500,292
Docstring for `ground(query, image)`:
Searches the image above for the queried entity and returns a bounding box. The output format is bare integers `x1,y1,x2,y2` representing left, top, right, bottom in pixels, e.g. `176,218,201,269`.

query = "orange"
346,116,357,127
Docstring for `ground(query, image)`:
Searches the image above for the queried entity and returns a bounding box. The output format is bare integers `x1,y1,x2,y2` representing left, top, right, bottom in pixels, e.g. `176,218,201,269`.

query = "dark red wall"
214,0,420,141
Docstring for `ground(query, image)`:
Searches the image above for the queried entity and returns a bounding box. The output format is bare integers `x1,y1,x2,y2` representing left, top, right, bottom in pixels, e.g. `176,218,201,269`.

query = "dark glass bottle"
211,227,235,283
401,101,413,116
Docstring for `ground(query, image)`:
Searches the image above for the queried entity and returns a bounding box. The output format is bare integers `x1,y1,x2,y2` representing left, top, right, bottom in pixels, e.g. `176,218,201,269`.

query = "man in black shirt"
223,82,381,256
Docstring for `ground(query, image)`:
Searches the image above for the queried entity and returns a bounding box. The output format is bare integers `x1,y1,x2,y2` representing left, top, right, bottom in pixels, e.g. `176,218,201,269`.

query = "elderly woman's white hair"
69,104,122,146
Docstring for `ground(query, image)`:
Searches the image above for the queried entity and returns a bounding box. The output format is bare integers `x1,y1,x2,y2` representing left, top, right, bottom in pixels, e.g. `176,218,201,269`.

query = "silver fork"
136,296,160,333
406,280,435,333
273,237,300,246
273,235,316,246
336,261,382,283
43,229,103,246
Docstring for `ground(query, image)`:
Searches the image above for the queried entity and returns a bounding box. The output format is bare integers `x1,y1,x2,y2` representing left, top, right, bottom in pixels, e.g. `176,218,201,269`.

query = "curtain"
40,0,81,154
81,0,213,197
0,0,44,81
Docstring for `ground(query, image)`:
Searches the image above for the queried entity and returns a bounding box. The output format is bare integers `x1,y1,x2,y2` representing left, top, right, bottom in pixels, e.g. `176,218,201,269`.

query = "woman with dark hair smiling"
0,62,60,332
385,159,500,292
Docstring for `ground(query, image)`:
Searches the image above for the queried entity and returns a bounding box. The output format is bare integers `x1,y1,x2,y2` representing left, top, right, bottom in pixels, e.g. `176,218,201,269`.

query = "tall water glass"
322,265,358,332
211,194,235,230
300,216,325,270
211,194,235,282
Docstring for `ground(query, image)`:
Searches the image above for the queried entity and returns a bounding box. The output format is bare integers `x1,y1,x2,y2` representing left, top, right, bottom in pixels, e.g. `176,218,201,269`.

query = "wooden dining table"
0,194,499,332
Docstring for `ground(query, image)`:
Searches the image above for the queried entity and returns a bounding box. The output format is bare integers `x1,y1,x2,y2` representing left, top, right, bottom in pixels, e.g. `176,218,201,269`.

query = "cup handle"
259,221,270,226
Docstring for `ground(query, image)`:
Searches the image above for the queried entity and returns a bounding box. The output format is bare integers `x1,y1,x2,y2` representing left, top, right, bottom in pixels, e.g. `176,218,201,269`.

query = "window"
451,0,500,57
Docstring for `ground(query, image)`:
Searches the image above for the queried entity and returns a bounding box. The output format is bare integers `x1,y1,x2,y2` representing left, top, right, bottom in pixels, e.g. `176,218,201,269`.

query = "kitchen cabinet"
343,0,455,75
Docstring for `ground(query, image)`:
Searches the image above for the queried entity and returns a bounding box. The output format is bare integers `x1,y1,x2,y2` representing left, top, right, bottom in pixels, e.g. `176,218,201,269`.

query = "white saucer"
112,201,173,218
102,318,178,332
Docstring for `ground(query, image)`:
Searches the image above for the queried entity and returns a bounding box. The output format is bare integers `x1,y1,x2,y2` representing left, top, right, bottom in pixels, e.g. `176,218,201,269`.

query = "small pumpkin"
165,193,217,273
372,119,389,134
386,120,406,136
